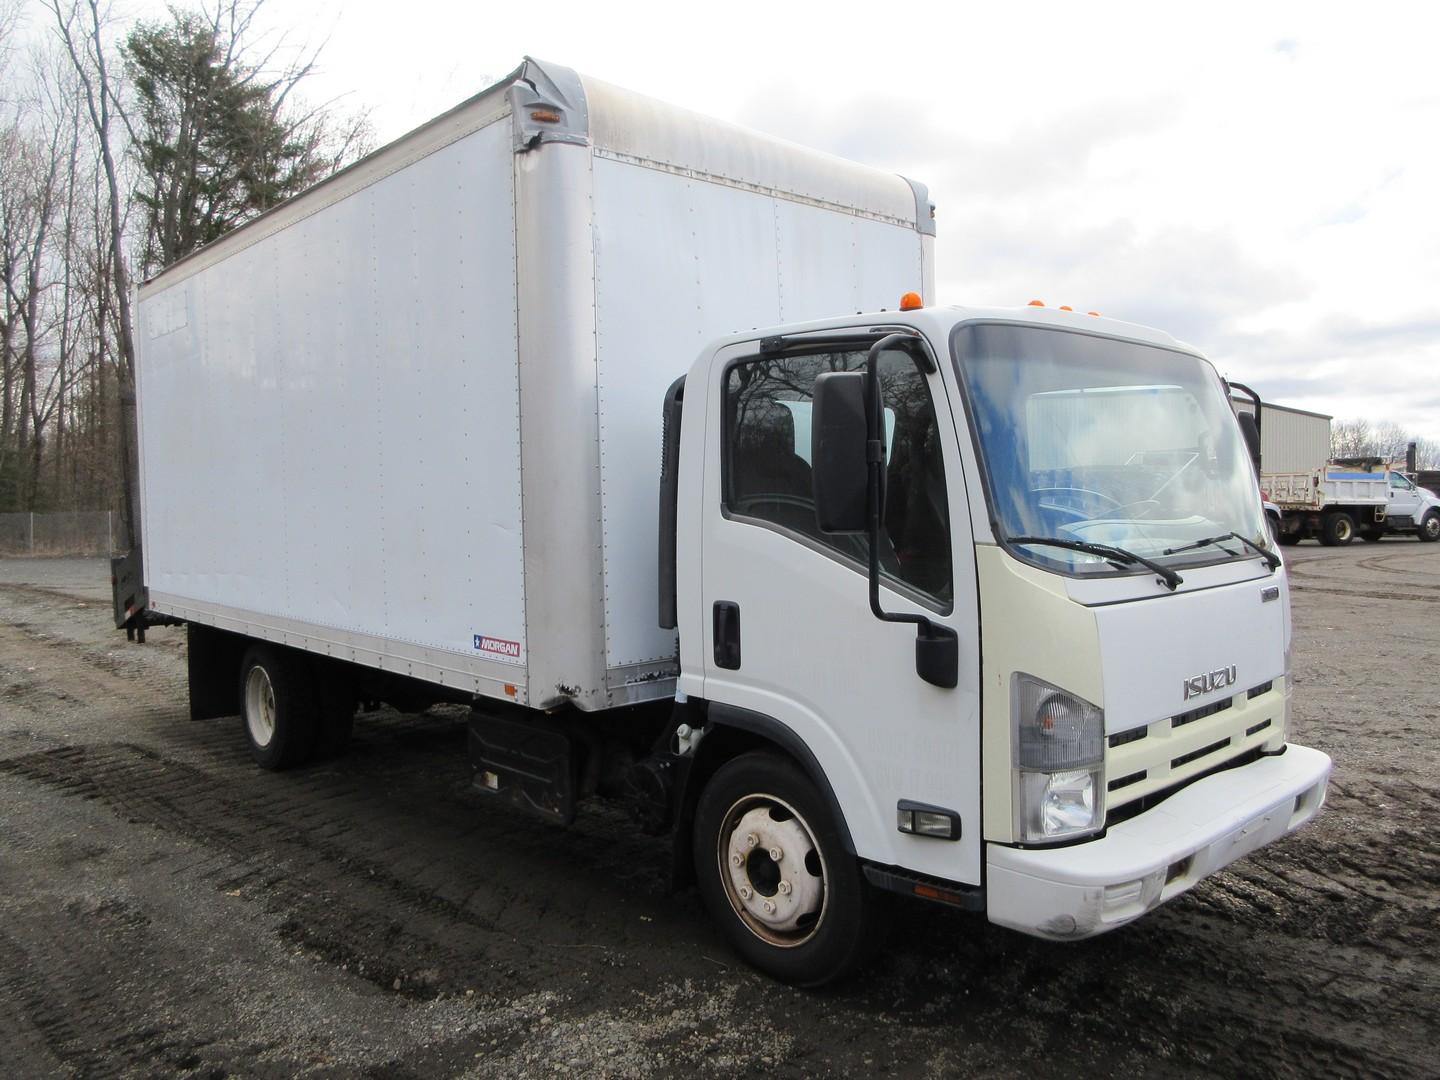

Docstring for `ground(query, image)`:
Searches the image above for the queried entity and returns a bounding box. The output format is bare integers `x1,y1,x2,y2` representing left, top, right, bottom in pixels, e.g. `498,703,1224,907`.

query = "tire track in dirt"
0,742,697,1004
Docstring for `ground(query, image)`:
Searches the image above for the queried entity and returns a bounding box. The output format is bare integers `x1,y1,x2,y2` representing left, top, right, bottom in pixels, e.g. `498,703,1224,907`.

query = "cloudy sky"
26,0,1440,439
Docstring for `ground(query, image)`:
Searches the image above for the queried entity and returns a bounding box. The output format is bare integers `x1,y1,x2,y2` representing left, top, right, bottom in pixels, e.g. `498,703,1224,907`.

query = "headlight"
1013,674,1105,843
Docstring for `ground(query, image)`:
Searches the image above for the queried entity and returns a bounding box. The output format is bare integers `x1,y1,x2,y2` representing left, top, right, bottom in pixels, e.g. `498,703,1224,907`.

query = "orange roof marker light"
899,291,924,311
1087,311,1101,317
1027,299,1045,307
1059,305,1074,311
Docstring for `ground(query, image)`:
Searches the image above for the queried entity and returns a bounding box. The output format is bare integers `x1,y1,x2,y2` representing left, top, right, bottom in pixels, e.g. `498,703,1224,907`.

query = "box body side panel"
138,119,527,691
591,156,928,676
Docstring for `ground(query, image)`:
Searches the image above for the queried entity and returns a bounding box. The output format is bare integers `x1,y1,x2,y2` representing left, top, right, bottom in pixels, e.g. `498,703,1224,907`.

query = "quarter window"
723,349,952,605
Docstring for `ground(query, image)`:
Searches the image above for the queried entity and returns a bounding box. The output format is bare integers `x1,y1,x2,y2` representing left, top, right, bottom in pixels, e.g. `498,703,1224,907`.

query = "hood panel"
1095,574,1287,734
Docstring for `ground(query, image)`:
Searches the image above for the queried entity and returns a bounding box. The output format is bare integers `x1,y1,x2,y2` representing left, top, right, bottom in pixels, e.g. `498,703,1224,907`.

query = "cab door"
1388,472,1422,524
698,334,982,884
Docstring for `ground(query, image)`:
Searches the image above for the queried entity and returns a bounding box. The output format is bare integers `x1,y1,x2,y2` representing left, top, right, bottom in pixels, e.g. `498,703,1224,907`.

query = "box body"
136,59,933,710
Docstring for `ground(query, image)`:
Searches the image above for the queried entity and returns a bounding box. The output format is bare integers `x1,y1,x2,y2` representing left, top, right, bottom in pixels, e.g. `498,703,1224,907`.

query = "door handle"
713,601,741,669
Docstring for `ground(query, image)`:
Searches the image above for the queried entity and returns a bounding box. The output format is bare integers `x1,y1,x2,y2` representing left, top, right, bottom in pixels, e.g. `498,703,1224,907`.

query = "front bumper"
986,743,1331,939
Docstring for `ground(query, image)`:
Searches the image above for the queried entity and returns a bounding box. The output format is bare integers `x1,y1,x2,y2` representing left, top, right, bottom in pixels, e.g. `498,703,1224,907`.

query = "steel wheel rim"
1336,518,1352,541
1426,516,1439,540
716,792,827,948
244,665,277,748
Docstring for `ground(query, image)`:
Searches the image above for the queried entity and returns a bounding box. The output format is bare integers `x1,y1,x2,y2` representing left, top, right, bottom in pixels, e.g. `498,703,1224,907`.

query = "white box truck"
115,58,1332,985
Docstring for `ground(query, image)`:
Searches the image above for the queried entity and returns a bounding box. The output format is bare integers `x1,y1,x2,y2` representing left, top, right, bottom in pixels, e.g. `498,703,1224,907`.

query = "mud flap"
468,710,577,825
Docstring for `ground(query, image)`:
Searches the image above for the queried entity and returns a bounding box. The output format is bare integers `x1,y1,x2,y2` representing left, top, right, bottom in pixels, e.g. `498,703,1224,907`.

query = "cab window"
723,349,952,606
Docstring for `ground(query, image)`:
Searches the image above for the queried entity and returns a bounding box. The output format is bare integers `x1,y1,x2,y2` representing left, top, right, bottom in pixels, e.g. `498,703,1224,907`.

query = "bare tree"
46,0,139,546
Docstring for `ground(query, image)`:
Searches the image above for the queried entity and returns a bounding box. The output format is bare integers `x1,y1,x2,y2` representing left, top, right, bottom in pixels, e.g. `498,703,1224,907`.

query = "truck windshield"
952,322,1270,576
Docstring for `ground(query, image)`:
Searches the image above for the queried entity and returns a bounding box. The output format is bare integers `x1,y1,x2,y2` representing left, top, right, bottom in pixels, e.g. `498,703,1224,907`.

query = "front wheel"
1420,511,1440,543
693,752,881,985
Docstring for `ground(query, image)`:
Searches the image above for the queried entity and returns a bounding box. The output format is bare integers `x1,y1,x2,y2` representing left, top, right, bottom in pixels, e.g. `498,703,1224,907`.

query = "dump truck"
114,58,1331,984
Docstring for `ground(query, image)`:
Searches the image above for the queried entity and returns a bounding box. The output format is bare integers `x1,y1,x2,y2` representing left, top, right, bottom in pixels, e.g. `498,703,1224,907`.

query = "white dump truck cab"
1382,471,1440,541
668,302,1330,980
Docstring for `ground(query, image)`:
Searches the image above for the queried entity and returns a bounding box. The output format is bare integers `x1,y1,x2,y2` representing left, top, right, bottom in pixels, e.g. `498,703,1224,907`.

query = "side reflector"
913,883,970,906
529,108,562,124
899,291,923,311
1027,299,1045,307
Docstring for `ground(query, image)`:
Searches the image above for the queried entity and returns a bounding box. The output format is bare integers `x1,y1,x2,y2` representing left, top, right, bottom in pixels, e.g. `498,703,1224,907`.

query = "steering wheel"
1033,486,1124,519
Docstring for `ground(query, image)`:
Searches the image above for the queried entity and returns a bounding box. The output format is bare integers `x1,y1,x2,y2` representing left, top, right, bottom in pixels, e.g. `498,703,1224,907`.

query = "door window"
723,349,953,606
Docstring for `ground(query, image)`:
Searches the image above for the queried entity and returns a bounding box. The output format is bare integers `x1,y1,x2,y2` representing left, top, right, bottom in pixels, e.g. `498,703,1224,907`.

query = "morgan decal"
474,635,522,663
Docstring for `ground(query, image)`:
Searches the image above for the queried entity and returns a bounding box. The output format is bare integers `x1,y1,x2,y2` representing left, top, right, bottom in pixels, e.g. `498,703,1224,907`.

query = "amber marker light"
899,291,923,311
529,108,562,123
1087,311,1101,317
1028,299,1045,307
1059,305,1074,311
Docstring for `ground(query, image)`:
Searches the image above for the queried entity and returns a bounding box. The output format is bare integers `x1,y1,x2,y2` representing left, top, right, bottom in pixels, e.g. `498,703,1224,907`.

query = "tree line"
0,0,369,535
1331,418,1440,470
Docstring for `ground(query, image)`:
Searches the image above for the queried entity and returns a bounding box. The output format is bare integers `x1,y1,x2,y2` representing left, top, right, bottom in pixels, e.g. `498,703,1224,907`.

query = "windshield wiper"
1163,532,1280,571
1009,536,1183,591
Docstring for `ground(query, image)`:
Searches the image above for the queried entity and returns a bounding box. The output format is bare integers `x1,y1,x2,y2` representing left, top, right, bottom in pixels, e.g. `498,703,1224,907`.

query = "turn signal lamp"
899,291,923,311
1027,299,1045,307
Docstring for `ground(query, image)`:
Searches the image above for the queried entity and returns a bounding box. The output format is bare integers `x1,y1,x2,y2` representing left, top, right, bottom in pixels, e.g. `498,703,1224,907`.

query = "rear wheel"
693,752,881,985
239,645,317,769
1420,511,1440,543
1320,511,1355,546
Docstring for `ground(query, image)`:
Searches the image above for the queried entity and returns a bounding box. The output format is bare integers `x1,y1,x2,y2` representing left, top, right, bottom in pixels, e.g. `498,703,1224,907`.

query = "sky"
19,0,1440,440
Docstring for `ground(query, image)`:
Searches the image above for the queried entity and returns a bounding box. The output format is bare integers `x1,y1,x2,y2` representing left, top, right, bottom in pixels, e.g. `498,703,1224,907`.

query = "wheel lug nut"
778,880,792,895
745,833,758,849
739,886,752,900
763,900,775,914
730,853,743,867
769,846,782,862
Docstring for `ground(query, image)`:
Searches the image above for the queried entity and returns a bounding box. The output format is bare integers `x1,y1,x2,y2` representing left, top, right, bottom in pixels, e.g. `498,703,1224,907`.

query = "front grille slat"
1171,737,1232,770
1172,698,1233,728
1109,727,1148,749
1108,770,1147,792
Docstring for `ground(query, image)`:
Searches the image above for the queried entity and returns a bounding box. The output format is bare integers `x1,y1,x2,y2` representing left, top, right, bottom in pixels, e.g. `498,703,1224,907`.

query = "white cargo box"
135,58,935,711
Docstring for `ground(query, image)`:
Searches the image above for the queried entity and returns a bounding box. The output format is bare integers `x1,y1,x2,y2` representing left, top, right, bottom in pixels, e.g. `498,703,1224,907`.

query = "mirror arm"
863,336,948,635
858,334,958,689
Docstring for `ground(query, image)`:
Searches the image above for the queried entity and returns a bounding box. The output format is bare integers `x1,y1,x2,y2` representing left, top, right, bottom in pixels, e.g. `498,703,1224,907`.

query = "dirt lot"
0,544,1436,1079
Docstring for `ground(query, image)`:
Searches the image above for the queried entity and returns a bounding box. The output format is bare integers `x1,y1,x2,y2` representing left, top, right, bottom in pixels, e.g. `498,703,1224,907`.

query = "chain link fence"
0,512,116,557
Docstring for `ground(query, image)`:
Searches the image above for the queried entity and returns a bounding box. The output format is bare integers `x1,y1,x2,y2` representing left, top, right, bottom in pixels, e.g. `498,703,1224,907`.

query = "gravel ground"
0,545,1436,1078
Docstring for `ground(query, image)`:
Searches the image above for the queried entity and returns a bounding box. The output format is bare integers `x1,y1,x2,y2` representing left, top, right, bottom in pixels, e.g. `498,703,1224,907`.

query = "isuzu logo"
1184,665,1237,700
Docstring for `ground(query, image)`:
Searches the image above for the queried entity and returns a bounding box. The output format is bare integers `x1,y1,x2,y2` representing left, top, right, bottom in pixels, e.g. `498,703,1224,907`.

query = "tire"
239,644,318,769
1420,511,1440,543
693,751,881,986
1320,511,1355,546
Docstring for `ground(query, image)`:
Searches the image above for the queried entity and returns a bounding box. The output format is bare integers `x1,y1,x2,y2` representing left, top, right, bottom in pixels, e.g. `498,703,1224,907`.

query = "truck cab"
1378,470,1440,542
668,302,1330,980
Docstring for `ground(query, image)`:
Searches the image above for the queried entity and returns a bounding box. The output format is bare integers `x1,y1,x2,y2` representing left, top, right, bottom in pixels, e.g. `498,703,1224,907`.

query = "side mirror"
1237,412,1261,471
811,371,868,533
